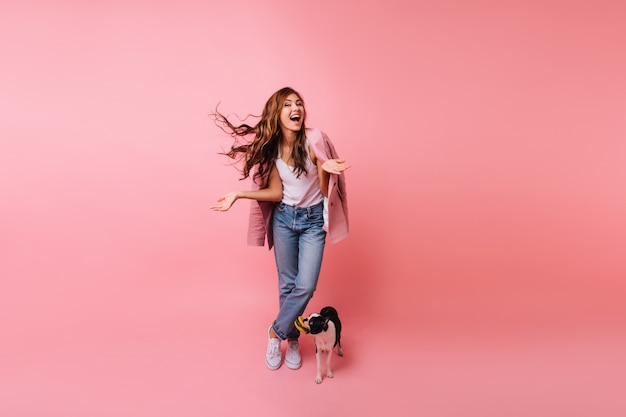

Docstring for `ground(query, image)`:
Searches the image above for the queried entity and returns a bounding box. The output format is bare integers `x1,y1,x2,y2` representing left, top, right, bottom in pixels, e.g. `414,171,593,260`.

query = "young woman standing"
210,87,350,370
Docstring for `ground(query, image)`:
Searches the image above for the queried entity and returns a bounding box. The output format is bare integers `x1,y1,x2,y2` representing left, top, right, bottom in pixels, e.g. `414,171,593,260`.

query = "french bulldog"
295,306,343,384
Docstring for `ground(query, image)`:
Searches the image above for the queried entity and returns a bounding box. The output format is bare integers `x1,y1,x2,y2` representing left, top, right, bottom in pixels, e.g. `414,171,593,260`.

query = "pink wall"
2,1,625,416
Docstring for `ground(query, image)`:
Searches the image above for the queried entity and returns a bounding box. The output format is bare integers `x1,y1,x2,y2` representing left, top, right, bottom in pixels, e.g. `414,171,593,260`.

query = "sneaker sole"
285,359,301,370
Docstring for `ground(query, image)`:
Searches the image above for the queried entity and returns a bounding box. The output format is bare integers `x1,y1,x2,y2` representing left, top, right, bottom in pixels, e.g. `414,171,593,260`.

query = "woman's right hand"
210,191,239,211
322,159,351,175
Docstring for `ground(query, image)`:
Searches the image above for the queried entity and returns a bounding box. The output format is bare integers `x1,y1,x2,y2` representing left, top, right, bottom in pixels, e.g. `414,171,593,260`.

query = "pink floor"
2,275,624,417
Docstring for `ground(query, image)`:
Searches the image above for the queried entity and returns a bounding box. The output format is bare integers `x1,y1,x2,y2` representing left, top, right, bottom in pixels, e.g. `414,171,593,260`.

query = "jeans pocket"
306,210,324,223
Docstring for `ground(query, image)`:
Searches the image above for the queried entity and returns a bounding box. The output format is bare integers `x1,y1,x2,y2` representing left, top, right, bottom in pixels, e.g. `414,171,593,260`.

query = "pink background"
2,1,625,416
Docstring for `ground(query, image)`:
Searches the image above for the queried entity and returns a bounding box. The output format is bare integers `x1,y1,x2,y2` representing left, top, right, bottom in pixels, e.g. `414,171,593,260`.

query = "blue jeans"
271,201,326,340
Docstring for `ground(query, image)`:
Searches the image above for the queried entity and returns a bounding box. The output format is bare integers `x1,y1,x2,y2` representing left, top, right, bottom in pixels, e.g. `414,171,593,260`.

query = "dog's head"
298,313,329,335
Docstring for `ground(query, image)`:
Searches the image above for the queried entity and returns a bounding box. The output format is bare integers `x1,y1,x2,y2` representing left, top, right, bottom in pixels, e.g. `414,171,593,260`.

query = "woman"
210,87,350,370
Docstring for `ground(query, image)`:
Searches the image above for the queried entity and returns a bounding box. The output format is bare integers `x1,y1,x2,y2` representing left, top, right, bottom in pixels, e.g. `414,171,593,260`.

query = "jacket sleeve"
246,168,275,248
310,129,349,243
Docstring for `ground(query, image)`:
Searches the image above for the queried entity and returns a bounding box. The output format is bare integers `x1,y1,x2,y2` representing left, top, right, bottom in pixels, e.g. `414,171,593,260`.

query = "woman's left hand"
322,159,351,175
210,191,238,211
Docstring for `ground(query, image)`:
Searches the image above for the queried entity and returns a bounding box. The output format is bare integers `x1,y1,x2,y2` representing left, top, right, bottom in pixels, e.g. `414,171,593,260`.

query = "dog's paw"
337,346,344,357
314,375,323,384
327,370,334,378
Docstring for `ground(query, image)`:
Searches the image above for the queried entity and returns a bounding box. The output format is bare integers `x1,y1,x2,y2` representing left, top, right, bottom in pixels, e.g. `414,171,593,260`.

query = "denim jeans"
271,201,326,340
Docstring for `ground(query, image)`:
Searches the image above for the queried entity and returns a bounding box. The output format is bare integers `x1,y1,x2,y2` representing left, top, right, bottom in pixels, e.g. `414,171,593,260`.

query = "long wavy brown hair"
210,87,309,185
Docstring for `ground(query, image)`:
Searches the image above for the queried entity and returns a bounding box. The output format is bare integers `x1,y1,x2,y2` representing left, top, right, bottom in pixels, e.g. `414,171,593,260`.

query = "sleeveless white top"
276,143,323,207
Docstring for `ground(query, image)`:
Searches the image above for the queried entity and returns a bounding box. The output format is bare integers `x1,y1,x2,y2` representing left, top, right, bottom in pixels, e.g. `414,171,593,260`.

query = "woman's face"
278,93,305,134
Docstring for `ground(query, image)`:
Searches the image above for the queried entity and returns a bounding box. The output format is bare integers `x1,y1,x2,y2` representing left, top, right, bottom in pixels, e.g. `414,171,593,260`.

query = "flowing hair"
210,87,309,185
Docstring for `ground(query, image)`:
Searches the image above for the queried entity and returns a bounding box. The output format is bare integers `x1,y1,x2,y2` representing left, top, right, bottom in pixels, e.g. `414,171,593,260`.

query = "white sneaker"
285,339,302,370
266,327,282,370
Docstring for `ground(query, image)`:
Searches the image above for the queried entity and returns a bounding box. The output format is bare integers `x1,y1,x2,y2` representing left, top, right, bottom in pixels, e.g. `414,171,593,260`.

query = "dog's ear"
323,317,330,331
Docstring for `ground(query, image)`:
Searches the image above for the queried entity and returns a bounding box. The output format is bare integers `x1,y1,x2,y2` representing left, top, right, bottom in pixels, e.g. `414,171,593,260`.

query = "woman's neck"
281,128,297,146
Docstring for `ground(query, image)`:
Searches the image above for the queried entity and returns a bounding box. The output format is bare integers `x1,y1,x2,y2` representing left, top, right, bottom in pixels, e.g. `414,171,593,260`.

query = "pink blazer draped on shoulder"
247,128,349,249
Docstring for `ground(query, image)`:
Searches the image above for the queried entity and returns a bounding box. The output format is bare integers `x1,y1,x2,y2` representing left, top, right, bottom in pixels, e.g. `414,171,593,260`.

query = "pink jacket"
247,128,349,248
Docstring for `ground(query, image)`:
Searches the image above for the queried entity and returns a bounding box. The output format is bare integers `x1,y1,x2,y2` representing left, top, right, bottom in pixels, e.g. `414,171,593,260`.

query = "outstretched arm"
317,159,330,197
310,145,351,197
210,164,283,211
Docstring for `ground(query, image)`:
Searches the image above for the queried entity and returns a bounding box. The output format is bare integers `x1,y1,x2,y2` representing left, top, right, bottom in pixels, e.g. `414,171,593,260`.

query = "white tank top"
276,144,323,207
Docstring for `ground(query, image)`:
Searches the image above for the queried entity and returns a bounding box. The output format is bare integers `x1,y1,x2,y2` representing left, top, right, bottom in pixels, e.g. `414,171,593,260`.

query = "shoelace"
267,339,281,356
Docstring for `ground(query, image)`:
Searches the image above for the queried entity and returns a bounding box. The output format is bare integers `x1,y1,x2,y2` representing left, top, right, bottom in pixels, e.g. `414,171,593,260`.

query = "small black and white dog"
296,306,343,384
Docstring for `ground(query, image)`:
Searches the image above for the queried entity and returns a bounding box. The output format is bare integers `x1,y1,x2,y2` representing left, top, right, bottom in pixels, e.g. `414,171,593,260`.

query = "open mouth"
290,115,301,122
